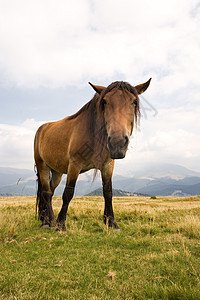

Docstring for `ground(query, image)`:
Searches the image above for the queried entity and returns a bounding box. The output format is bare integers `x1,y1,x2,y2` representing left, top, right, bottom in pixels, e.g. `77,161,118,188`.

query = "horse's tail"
35,166,43,220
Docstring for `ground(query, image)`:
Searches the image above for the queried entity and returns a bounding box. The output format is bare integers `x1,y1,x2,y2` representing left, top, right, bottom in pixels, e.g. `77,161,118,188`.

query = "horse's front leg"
101,161,120,230
57,164,80,231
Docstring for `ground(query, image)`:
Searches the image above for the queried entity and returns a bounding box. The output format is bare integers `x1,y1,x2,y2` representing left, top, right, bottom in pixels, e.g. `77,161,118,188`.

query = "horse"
34,78,151,230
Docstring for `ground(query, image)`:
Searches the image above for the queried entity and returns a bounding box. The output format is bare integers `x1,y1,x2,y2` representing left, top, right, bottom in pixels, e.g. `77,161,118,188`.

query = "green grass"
0,196,200,299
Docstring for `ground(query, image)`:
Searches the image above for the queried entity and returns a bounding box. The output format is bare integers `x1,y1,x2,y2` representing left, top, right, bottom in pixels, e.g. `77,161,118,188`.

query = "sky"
0,0,200,177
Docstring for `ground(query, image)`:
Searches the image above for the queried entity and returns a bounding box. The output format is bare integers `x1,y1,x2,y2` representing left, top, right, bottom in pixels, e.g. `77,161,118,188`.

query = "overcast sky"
0,0,200,176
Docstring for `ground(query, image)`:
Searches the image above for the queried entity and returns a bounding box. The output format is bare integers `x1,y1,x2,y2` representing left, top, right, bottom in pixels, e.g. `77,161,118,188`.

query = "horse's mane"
67,94,98,121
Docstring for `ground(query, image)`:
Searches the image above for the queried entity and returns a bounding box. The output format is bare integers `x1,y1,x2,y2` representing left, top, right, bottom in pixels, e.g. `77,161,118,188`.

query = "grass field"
0,195,200,300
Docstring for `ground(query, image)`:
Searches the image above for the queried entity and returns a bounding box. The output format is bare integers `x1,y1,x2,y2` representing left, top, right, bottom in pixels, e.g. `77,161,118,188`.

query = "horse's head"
89,79,151,159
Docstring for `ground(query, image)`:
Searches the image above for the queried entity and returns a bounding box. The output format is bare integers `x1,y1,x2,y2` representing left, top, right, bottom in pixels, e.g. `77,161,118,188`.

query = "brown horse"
34,79,151,230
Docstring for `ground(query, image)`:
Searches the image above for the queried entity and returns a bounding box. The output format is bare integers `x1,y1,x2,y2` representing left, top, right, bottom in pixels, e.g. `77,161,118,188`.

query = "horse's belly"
42,149,69,174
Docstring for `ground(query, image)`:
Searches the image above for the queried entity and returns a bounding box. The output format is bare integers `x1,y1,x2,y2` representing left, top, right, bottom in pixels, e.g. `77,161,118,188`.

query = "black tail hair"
35,167,44,221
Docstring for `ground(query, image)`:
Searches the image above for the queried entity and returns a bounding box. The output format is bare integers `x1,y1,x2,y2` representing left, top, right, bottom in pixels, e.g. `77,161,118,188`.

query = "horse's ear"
134,78,152,95
88,82,106,94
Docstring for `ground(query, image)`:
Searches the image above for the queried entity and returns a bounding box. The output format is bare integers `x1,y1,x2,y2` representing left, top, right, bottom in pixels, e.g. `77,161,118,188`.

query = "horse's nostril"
124,135,129,146
108,136,111,146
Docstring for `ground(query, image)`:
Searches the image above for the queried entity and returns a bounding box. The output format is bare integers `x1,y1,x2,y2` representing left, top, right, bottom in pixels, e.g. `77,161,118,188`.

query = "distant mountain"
135,178,200,197
129,163,200,179
0,167,36,196
85,188,147,197
0,167,35,188
0,165,200,197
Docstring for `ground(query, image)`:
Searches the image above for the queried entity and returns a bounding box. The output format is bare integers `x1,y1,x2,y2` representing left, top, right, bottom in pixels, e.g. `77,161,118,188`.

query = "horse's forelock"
100,81,141,127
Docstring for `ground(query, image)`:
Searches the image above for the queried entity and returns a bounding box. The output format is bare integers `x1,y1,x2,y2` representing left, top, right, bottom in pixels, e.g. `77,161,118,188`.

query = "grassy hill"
86,188,140,196
1,195,200,299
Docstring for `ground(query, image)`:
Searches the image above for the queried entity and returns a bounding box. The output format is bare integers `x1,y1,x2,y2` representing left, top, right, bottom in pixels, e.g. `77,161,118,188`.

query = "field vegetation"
0,195,200,299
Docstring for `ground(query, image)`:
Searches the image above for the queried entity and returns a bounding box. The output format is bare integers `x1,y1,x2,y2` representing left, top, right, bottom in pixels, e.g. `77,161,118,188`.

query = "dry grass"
0,195,200,299
178,215,200,239
1,195,200,238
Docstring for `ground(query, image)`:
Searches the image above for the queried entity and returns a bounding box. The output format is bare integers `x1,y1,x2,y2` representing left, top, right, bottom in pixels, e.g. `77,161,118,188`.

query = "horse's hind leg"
57,163,80,231
50,170,62,195
36,162,56,227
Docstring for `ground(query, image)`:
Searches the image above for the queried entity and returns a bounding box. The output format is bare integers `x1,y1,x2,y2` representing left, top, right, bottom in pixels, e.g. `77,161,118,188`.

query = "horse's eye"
102,99,107,107
133,100,137,106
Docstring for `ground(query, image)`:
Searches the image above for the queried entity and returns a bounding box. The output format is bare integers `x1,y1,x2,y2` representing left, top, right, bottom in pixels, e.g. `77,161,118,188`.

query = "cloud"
0,119,43,169
115,106,200,175
0,0,199,91
0,0,199,175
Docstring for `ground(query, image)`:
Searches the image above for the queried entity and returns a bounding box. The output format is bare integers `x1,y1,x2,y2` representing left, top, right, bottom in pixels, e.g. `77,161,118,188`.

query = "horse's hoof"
56,224,66,232
111,224,120,232
104,216,120,231
41,224,51,229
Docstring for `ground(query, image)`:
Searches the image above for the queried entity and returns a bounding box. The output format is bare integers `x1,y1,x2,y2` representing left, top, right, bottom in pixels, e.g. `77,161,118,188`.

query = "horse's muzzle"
107,135,129,159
